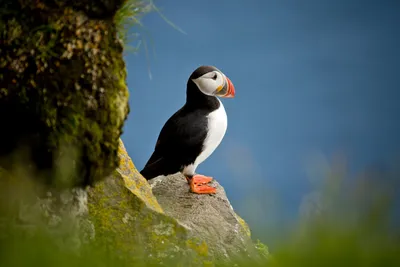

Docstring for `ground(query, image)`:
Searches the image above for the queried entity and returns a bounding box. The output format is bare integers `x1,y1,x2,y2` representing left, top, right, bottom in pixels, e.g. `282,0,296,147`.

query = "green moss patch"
0,0,131,187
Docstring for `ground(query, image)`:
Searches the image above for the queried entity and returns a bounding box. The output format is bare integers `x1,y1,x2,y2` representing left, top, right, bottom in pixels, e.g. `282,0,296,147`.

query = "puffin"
140,65,235,194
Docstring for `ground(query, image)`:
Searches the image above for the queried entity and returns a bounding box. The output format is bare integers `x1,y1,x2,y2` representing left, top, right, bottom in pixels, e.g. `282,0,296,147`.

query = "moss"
86,141,212,265
117,140,163,212
69,0,127,20
186,239,209,257
254,239,270,259
0,0,131,187
235,213,251,237
87,170,205,265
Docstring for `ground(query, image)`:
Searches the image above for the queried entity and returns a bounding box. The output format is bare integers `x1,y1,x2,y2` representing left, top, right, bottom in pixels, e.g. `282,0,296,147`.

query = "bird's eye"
212,73,218,80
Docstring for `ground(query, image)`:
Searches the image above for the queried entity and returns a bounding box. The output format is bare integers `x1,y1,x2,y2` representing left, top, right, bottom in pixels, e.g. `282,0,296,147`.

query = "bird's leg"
185,174,216,194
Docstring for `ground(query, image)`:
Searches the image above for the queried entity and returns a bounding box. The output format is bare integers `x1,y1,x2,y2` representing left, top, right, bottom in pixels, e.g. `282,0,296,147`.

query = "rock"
21,187,95,252
0,139,268,266
87,140,269,265
149,173,269,263
0,167,95,253
87,140,212,266
116,141,164,213
0,140,213,266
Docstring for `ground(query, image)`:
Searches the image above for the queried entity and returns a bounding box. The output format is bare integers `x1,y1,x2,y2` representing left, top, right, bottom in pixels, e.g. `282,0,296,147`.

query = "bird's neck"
186,80,220,111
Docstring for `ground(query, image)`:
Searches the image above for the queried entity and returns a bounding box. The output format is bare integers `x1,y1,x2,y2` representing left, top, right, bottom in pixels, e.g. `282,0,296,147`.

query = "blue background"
122,0,400,246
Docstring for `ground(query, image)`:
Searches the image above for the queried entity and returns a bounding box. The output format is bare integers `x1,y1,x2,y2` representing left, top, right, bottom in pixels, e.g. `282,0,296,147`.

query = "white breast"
196,99,228,165
182,99,228,176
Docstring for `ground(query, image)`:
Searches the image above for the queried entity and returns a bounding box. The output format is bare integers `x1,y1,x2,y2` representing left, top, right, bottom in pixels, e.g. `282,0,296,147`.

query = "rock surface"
0,140,212,266
149,173,267,262
87,140,211,266
0,139,269,266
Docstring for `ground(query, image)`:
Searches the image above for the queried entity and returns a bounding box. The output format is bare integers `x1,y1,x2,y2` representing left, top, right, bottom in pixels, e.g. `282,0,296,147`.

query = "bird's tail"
140,157,166,180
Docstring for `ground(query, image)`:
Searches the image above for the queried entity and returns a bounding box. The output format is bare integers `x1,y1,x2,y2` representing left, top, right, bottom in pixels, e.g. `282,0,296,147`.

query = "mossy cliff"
88,141,270,265
0,141,269,266
0,1,269,266
87,141,213,265
0,0,129,187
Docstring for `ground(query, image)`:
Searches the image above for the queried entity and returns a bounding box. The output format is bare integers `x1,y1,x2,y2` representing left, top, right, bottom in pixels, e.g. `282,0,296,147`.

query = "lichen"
86,140,213,265
254,239,270,259
0,0,130,187
87,170,206,265
117,140,163,212
235,213,251,237
186,238,209,257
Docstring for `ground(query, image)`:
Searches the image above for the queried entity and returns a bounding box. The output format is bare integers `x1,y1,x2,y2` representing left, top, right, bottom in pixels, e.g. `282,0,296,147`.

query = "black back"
140,66,221,179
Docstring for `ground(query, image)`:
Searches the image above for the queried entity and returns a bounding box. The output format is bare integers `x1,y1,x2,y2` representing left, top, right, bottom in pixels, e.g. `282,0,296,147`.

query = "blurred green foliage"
0,155,399,267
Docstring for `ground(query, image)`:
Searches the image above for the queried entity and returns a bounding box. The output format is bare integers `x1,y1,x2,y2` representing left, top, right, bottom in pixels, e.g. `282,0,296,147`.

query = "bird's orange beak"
216,76,235,98
224,77,235,98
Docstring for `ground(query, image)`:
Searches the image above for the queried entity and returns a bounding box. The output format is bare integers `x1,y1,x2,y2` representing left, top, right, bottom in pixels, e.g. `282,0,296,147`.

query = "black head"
186,65,235,108
189,66,220,80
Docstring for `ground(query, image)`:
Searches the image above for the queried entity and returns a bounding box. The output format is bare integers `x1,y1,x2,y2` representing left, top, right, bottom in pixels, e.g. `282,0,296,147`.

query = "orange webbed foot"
186,174,217,194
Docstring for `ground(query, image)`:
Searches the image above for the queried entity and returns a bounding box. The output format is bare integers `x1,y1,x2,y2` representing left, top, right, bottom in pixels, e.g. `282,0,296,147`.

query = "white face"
191,70,225,96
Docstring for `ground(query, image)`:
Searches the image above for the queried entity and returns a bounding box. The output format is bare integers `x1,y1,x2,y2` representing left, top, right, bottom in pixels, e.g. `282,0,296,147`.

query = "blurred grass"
1,152,399,267
116,0,186,80
115,0,153,44
115,0,186,44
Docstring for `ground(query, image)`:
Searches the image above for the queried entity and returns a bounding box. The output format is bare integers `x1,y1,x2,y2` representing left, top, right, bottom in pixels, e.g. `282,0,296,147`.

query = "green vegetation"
114,0,154,44
267,175,400,267
1,155,399,267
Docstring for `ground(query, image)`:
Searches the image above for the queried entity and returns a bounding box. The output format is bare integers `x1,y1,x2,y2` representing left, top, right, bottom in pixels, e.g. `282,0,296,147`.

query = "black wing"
140,106,208,180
